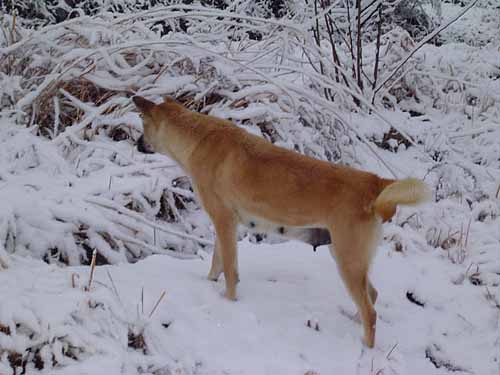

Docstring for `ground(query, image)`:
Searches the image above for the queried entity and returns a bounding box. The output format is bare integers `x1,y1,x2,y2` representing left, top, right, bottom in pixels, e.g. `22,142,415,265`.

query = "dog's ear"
132,96,155,113
163,96,177,104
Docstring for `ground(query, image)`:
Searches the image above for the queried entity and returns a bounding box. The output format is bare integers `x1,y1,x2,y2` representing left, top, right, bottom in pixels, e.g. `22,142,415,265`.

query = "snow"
0,238,497,374
1,0,500,373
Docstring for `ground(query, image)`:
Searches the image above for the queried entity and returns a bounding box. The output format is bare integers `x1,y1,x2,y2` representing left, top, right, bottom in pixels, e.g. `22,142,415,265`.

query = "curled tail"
374,178,431,222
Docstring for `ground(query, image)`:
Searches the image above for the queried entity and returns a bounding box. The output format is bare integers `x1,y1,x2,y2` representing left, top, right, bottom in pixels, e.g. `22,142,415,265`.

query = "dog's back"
188,117,391,227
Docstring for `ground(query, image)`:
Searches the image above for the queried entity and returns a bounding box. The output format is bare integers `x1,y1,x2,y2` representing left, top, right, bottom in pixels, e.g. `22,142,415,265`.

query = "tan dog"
133,96,430,348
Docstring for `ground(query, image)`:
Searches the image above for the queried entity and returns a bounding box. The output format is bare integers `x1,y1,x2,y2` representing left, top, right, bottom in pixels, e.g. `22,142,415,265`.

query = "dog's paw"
207,274,219,282
224,289,238,301
363,335,375,349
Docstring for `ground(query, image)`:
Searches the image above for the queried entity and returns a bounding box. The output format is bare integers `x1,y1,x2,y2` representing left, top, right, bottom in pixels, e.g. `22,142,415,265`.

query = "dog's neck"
156,112,212,175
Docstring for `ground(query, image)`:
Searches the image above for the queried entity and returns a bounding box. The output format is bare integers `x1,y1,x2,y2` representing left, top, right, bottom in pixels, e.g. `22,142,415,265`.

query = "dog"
132,95,430,348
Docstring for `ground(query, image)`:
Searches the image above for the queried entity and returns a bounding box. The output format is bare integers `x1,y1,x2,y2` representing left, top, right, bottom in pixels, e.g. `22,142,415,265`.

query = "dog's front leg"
207,240,223,281
211,211,239,300
208,239,241,284
196,185,239,300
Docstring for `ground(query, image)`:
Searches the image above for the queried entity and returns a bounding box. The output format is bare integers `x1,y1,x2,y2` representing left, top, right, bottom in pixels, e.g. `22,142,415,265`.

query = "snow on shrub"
1,2,498,267
0,5,370,264
0,257,177,374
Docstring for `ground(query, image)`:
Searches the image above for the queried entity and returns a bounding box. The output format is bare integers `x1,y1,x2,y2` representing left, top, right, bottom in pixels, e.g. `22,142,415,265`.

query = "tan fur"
374,178,431,222
133,96,431,348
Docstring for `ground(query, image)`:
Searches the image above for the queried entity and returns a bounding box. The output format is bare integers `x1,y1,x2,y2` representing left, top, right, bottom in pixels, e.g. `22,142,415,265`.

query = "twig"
386,341,398,360
320,0,351,91
448,124,500,140
9,9,17,45
71,273,80,288
141,286,144,315
355,0,364,96
457,313,474,329
464,262,477,278
52,96,61,137
0,16,93,55
85,196,214,247
486,286,500,310
464,218,471,249
114,231,197,260
110,4,305,33
149,290,166,318
52,98,124,145
313,0,329,101
344,0,356,83
86,249,97,291
371,4,382,103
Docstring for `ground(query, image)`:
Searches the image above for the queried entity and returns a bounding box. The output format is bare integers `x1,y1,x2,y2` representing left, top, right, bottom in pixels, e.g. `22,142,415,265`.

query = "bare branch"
372,0,480,101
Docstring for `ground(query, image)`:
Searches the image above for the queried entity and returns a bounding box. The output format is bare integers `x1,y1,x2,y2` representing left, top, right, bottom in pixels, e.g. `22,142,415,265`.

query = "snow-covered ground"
2,238,498,375
1,1,500,374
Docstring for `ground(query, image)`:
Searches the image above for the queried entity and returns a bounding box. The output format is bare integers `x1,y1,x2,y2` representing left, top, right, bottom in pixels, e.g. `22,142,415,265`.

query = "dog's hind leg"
329,219,380,348
368,280,378,305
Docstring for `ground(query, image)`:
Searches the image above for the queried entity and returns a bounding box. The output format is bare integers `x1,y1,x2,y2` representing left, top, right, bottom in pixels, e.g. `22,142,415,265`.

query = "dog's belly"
237,212,331,250
238,213,283,233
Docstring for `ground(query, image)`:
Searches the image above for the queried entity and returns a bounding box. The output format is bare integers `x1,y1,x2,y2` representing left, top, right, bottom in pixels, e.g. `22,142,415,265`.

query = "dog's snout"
137,135,154,154
137,135,146,152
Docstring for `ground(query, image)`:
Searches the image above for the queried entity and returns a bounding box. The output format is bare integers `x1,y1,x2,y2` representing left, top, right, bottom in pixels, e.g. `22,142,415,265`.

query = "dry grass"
128,327,147,354
37,79,124,138
85,249,97,291
0,320,84,374
127,289,167,355
149,290,167,318
427,219,471,265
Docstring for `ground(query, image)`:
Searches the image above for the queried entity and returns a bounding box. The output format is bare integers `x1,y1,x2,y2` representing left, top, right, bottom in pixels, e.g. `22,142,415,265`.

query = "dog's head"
133,96,157,154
